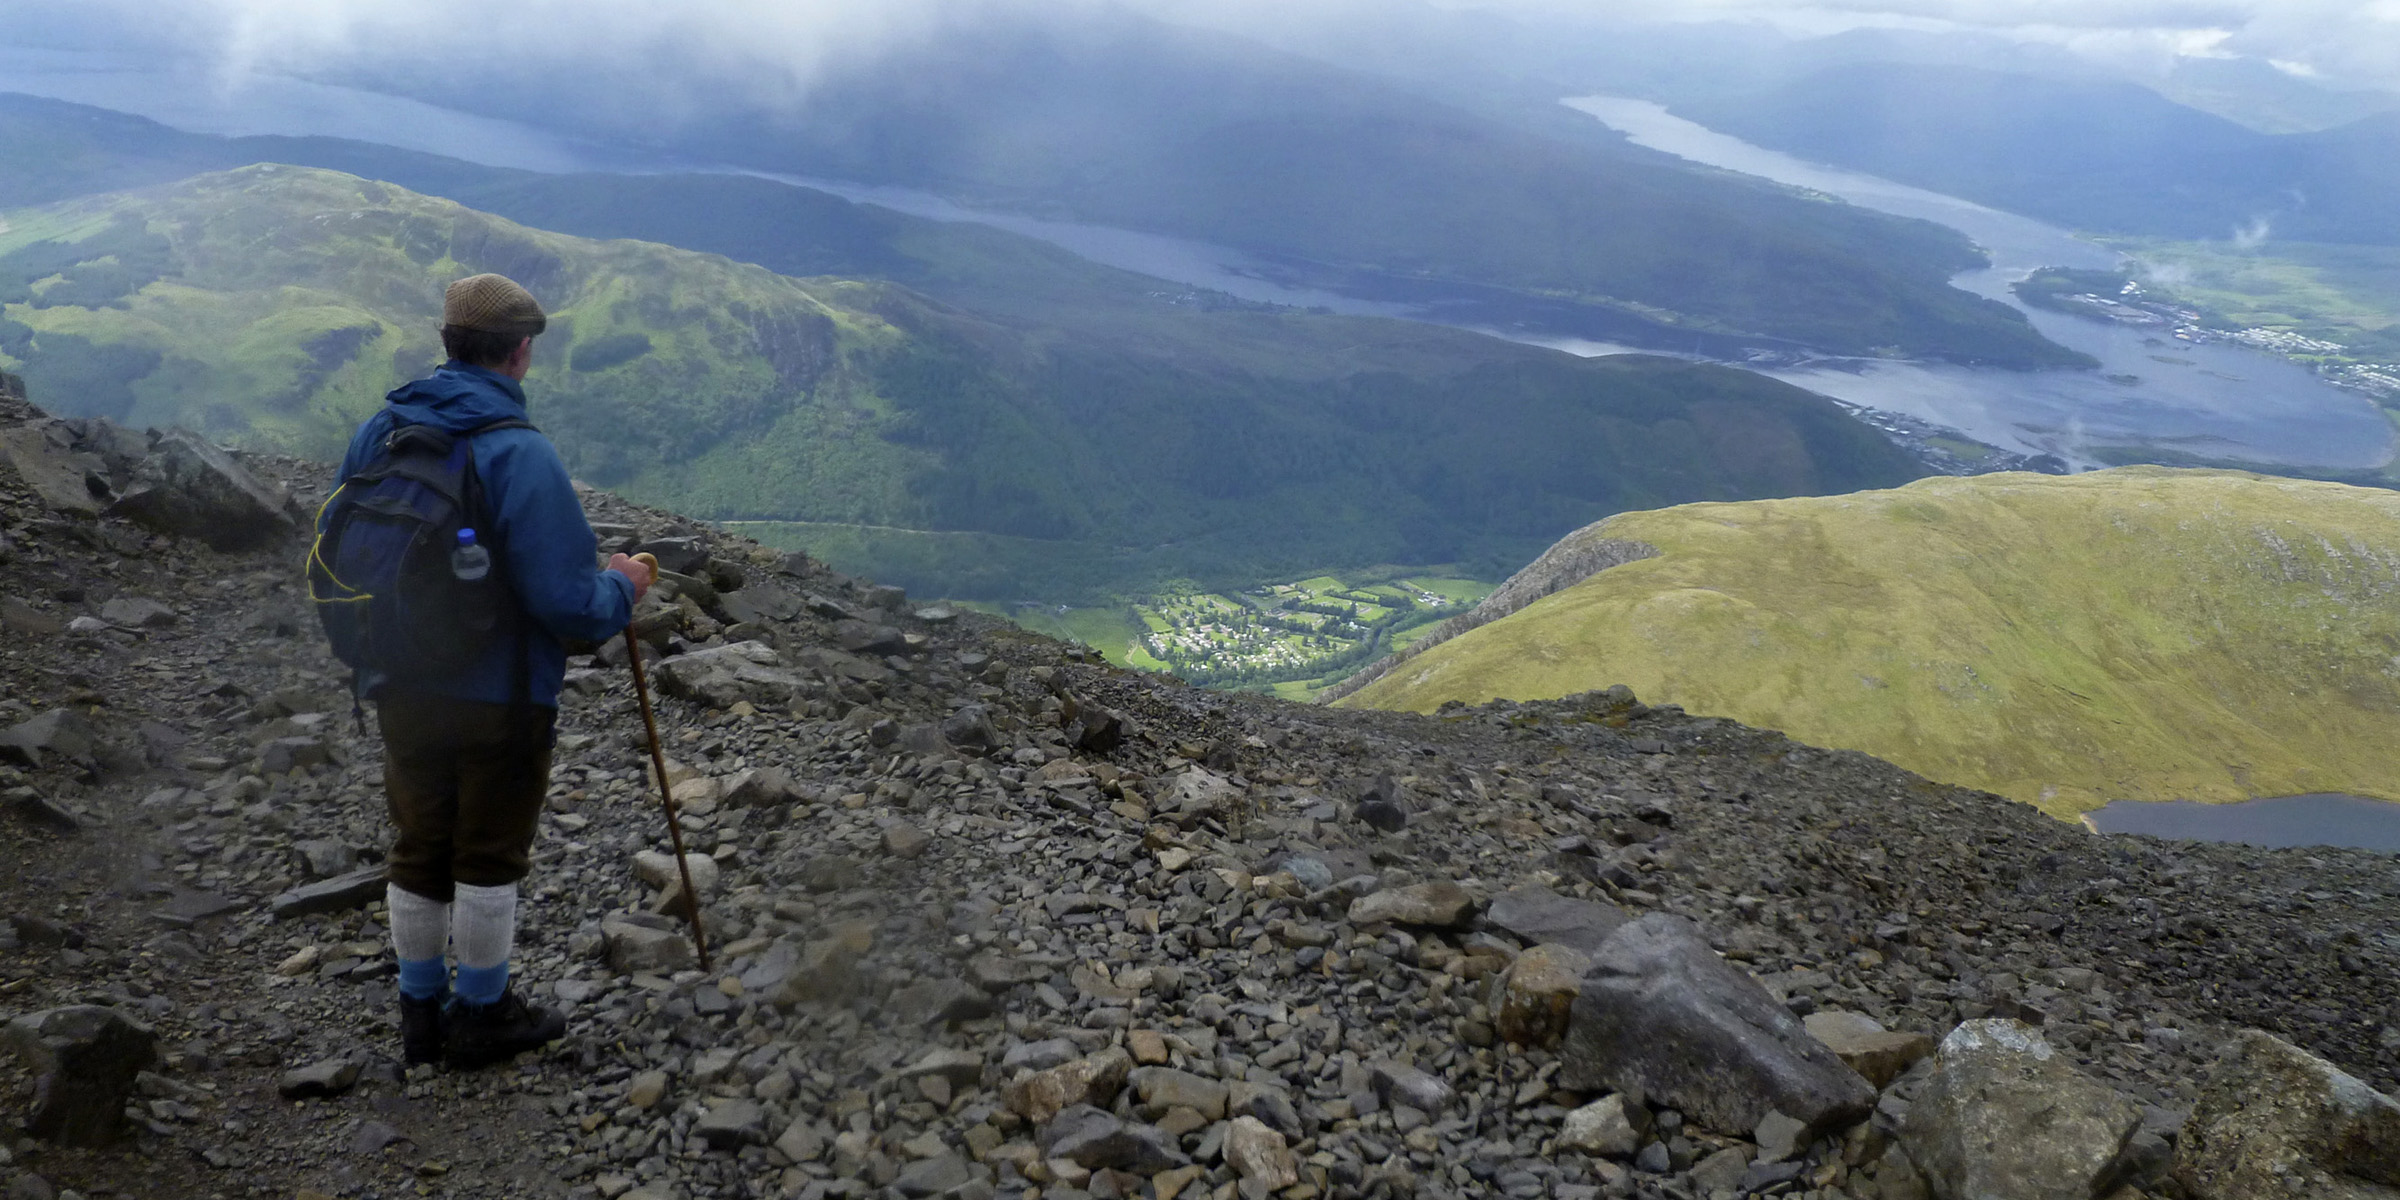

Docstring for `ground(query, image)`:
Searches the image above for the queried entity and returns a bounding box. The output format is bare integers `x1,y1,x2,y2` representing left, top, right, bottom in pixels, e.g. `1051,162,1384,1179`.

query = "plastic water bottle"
451,528,491,582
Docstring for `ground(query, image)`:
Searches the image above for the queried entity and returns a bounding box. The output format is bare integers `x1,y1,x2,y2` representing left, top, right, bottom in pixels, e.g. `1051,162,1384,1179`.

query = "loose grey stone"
693,1099,766,1149
278,1057,361,1100
269,866,389,920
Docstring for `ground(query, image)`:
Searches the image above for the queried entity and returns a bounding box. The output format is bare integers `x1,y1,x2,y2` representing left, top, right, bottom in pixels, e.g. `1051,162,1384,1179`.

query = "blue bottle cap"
457,527,477,546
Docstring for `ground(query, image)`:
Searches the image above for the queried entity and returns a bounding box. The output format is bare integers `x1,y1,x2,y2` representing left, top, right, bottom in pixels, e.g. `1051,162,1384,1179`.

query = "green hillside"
0,165,1927,602
1342,468,2400,818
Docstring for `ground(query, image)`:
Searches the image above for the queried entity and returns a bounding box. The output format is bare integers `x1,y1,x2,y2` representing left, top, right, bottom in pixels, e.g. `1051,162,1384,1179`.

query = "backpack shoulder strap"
465,418,538,436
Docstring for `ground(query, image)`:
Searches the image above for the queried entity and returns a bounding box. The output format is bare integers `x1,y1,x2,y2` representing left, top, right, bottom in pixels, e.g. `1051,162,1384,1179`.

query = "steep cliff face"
1343,468,2400,817
5,393,2399,1200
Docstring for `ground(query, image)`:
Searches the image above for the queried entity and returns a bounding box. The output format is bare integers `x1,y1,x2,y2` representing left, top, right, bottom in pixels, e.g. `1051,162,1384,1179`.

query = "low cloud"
6,0,2396,110
1529,0,2400,91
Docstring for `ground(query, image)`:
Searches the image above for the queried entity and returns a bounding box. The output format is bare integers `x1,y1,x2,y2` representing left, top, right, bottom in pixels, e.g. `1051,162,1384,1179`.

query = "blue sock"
398,957,449,1001
453,962,510,1008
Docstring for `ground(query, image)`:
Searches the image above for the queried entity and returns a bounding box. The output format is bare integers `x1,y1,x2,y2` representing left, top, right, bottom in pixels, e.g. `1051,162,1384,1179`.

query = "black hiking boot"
400,992,446,1067
442,987,565,1070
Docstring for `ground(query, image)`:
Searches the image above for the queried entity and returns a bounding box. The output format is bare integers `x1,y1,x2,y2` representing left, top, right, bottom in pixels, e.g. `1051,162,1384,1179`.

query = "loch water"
1562,96,2396,473
2087,794,2400,853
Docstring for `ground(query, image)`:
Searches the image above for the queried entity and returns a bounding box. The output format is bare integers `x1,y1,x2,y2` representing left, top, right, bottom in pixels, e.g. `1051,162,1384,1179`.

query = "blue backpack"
308,417,532,693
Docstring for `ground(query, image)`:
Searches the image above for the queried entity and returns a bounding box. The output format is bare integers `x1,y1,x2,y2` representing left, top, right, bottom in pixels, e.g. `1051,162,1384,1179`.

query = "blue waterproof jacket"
332,362,633,708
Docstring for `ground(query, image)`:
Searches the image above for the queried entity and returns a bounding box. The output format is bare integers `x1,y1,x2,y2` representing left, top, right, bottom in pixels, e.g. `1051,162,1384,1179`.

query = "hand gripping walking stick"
623,554,711,971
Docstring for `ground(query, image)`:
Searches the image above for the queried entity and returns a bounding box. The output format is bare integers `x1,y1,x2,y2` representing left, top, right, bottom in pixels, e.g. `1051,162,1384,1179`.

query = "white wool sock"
387,883,450,963
451,882,518,971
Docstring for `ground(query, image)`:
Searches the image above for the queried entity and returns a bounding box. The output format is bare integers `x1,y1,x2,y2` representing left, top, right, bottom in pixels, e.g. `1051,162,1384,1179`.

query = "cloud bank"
6,0,2396,109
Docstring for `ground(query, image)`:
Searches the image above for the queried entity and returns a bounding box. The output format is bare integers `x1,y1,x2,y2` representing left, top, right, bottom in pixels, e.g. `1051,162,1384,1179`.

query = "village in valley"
995,573,1494,699
2027,270,2400,402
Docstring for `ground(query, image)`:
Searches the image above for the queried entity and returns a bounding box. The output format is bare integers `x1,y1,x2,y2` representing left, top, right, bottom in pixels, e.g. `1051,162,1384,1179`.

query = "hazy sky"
7,0,2397,97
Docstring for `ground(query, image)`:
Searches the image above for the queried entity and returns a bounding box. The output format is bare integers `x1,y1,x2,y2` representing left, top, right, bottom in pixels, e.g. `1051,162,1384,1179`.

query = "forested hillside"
0,165,1926,601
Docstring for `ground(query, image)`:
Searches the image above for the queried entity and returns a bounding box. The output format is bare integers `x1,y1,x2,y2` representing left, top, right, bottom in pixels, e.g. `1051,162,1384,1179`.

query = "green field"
1346,468,2400,818
2112,238,2400,361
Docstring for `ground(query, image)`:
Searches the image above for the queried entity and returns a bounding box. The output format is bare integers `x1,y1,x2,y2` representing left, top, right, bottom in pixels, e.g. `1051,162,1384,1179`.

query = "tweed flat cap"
442,273,547,337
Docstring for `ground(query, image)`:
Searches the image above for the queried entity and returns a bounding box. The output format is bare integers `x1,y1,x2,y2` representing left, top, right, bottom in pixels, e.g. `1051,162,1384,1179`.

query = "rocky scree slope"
2,383,2400,1200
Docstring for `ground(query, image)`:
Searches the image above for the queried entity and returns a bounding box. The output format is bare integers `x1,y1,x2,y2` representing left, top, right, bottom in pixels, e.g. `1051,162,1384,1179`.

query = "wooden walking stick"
623,555,710,971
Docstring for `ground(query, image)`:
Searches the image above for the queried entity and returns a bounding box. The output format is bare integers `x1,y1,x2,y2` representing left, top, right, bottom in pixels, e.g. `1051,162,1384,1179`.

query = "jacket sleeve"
479,431,634,644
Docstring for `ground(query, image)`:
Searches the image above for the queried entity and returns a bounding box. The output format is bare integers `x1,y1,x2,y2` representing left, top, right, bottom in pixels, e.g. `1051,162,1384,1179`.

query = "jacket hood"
381,362,531,433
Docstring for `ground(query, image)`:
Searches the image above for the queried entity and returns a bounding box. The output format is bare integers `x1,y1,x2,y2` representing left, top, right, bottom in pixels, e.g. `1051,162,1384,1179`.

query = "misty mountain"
1676,63,2400,244
0,101,1930,601
317,8,2077,368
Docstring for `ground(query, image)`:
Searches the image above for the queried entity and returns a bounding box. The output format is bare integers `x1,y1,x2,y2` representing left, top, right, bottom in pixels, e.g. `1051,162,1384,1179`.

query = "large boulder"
1899,1019,2143,1200
1485,884,1630,954
652,641,802,709
1,1005,158,1146
0,422,111,516
1559,913,1872,1137
2177,1029,2400,1200
107,429,295,550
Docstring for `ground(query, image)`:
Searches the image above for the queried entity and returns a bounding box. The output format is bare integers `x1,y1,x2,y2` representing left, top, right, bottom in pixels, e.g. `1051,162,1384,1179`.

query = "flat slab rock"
1559,912,1872,1137
269,866,387,920
1484,884,1630,954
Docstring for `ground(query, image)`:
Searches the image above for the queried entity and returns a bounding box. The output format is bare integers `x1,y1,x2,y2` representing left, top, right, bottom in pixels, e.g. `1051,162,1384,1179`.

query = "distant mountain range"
1341,468,2400,815
0,158,1925,602
291,7,2080,368
1676,63,2400,244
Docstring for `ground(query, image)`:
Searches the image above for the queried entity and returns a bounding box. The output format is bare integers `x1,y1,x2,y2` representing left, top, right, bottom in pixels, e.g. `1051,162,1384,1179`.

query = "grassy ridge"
1344,468,2400,817
0,165,1928,603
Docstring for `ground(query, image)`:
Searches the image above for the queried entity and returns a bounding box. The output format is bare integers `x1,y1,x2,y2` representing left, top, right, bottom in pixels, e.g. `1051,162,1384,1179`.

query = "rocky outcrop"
1898,1019,2145,1200
2177,1030,2400,1200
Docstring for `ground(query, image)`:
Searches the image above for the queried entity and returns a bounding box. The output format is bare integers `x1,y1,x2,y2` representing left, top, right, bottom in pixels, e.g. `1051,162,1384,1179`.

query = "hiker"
312,274,655,1069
